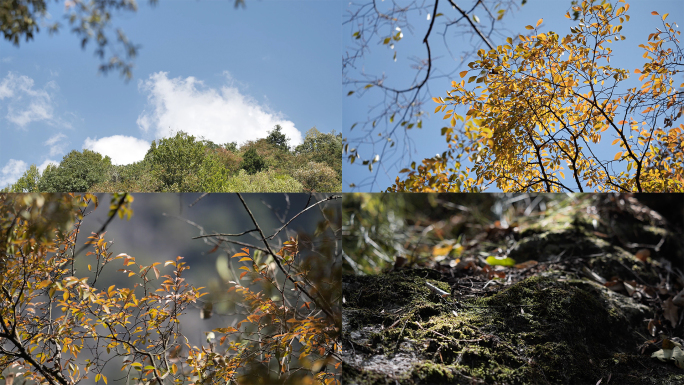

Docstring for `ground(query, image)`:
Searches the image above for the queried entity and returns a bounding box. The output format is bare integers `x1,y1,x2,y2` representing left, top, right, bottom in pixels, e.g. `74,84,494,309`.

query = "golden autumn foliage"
0,193,339,385
391,0,683,192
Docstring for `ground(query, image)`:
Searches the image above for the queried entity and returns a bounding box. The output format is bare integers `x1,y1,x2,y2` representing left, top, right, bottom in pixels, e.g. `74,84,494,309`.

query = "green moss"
343,195,684,384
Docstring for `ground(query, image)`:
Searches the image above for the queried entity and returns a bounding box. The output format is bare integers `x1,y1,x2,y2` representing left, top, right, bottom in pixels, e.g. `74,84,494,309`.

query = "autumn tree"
391,0,684,192
343,0,526,190
0,193,340,384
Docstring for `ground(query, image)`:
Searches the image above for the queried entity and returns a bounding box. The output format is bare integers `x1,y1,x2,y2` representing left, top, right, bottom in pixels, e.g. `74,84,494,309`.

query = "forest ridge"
3,126,342,193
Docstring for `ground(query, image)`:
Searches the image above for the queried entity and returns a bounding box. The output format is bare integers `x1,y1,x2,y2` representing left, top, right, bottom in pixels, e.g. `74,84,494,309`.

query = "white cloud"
83,135,150,165
136,72,302,146
44,133,68,157
38,159,59,173
0,159,28,188
0,72,59,128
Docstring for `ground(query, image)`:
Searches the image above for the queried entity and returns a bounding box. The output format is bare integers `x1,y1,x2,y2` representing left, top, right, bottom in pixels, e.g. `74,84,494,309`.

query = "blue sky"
343,0,684,191
0,0,341,188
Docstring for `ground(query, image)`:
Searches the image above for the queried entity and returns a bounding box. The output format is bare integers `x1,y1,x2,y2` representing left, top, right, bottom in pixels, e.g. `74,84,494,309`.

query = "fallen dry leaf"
634,249,650,262
514,260,538,269
663,297,681,328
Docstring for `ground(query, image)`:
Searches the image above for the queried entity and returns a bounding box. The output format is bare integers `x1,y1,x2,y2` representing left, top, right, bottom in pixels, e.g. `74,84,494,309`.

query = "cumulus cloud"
0,72,59,128
38,159,59,172
136,72,302,146
44,133,68,157
0,159,28,188
83,135,150,165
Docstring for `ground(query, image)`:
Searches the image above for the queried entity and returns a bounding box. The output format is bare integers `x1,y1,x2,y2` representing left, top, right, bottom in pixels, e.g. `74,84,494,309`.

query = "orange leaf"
651,11,659,16
536,18,543,27
459,70,468,78
614,151,623,160
635,249,651,262
514,260,538,269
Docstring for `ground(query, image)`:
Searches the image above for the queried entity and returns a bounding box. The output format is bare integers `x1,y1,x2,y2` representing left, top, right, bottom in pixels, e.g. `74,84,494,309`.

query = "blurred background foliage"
342,193,684,275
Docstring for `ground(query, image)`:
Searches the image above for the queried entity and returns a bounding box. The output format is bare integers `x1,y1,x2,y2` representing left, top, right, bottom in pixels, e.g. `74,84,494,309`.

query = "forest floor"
342,194,684,385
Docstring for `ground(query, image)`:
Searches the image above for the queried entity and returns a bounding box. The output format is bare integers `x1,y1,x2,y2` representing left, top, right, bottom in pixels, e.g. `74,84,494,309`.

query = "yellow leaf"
432,97,441,103
662,13,669,21
525,25,534,30
103,375,107,385
536,18,543,27
459,70,468,78
432,243,453,256
614,151,623,160
611,138,620,145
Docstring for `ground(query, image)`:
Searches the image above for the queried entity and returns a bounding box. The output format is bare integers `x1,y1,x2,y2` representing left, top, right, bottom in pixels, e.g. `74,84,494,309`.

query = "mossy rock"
343,195,684,385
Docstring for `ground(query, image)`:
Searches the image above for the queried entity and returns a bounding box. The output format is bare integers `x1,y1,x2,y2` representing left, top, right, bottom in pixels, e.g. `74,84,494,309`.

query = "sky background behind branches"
0,0,342,188
343,0,683,191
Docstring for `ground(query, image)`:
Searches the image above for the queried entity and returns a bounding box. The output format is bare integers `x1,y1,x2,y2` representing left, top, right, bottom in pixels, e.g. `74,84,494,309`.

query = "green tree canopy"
8,164,42,192
265,124,290,152
239,147,266,174
144,131,208,190
296,127,343,175
37,149,112,192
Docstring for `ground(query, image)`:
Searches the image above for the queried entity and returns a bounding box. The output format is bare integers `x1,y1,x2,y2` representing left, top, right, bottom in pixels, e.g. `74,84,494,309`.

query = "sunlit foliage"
391,0,683,192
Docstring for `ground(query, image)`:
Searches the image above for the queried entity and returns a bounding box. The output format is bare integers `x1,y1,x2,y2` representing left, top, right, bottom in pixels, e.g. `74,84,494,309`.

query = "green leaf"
486,256,516,266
